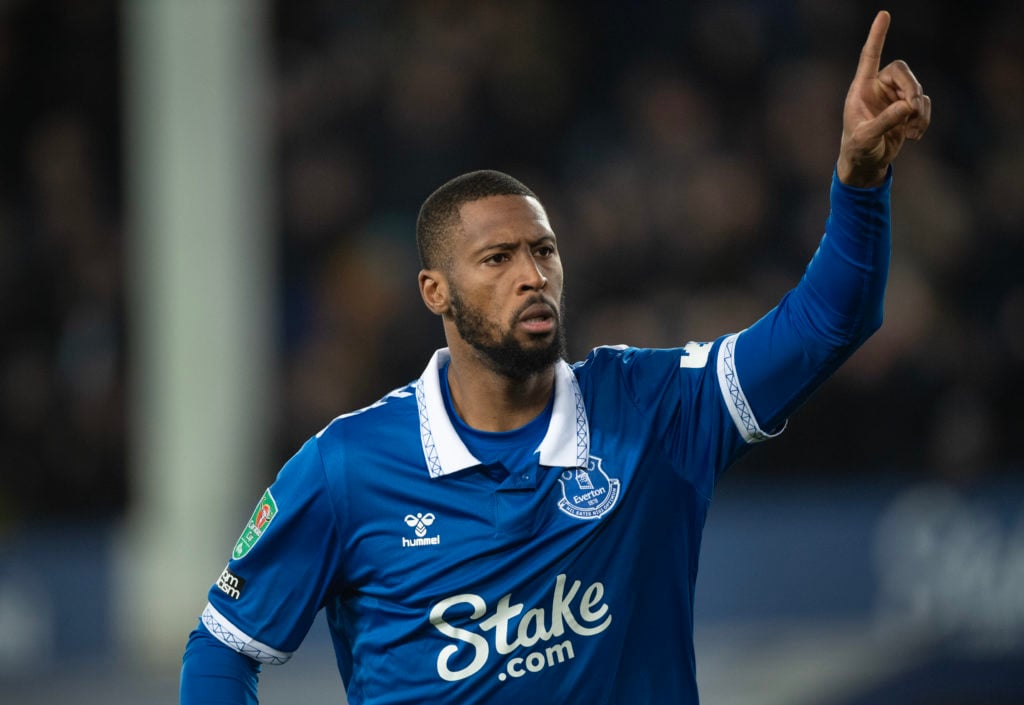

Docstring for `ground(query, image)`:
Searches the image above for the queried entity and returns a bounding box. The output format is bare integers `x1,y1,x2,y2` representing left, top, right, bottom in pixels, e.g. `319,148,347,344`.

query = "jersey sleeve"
180,621,260,705
199,435,343,665
734,168,892,432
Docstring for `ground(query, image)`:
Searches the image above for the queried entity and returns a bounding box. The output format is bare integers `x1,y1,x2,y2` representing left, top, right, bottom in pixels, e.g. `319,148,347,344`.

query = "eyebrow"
472,234,557,256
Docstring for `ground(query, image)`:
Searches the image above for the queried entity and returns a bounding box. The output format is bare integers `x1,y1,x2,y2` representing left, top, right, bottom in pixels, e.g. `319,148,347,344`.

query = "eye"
534,245,556,258
484,252,511,264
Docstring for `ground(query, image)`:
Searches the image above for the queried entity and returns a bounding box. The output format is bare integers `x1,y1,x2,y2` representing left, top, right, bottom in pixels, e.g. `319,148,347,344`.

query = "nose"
517,254,548,293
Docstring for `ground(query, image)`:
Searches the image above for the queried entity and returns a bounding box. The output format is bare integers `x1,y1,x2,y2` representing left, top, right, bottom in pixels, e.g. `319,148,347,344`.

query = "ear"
418,269,450,316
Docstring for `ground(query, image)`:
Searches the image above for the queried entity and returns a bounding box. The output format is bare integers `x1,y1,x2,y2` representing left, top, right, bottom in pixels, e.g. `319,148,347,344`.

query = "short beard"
449,286,567,380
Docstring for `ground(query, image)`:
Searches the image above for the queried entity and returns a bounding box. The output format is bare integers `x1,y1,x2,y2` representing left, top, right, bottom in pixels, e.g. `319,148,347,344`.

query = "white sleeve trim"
201,602,293,665
716,333,785,444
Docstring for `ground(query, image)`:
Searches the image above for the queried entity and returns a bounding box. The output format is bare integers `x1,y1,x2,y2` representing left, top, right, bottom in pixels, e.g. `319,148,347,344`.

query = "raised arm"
729,11,930,437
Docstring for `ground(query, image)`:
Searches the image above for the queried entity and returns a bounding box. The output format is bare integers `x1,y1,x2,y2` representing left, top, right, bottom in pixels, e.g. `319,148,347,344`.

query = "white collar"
415,348,590,478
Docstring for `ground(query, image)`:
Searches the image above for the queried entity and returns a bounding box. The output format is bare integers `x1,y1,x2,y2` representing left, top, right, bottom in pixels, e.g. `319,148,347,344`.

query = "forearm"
801,166,891,341
181,622,260,705
734,167,892,432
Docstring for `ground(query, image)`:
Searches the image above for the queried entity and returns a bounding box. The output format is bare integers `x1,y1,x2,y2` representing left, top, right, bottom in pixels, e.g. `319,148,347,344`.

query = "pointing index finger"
855,10,891,81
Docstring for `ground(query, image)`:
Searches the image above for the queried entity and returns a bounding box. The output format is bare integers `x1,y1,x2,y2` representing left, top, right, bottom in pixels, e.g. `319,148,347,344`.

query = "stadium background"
1,0,1022,703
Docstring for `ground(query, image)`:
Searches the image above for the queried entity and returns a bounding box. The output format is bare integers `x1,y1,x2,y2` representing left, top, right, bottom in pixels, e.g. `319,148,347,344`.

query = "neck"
445,348,556,432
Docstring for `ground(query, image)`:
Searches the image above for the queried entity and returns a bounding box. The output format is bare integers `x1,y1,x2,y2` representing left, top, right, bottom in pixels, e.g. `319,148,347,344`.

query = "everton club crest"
557,456,620,520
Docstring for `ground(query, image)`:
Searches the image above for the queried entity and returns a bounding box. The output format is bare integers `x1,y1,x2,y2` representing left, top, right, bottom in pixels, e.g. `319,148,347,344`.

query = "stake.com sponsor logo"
429,573,612,682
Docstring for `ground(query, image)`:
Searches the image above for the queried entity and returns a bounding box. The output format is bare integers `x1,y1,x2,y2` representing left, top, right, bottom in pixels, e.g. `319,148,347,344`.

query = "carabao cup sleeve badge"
233,488,278,559
557,457,620,520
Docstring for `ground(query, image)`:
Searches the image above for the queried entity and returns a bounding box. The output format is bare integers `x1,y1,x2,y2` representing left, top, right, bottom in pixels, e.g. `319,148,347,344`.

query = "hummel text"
402,536,441,547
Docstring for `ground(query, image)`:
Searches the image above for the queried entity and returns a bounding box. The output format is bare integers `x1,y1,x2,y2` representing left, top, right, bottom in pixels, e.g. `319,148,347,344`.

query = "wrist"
836,156,888,189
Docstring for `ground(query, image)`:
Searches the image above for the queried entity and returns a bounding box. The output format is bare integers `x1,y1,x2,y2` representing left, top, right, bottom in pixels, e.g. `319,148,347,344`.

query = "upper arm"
202,436,345,664
732,171,892,432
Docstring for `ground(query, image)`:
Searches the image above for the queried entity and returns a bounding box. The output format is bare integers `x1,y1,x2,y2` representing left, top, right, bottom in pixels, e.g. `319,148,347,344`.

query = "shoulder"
571,344,632,374
293,382,424,492
572,341,720,376
571,339,735,409
314,382,420,446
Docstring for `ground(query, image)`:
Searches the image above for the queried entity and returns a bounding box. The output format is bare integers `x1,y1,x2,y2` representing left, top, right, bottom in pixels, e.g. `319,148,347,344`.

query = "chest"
337,422,693,606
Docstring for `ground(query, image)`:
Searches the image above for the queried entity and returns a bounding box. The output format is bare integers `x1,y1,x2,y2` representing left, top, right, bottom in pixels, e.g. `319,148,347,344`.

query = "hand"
837,11,931,188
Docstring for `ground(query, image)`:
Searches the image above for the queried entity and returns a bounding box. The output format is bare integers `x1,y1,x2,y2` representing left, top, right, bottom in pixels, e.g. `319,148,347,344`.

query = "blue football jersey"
202,336,770,704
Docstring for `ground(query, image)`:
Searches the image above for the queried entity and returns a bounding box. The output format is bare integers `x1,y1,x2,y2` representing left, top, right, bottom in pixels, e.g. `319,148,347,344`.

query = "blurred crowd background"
1,0,1022,522
1,2,1023,704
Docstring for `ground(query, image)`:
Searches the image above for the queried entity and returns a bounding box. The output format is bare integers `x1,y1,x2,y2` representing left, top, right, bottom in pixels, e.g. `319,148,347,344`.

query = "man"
181,11,930,704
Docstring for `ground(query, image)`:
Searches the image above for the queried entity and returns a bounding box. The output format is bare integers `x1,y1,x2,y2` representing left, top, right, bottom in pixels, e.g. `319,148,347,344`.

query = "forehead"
456,195,553,243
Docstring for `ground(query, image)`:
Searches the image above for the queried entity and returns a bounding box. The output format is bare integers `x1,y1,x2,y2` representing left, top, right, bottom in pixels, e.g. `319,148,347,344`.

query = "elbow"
867,303,884,337
853,305,884,347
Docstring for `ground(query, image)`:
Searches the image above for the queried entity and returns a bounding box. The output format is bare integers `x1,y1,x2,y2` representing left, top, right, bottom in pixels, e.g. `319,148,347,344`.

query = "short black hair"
416,169,538,271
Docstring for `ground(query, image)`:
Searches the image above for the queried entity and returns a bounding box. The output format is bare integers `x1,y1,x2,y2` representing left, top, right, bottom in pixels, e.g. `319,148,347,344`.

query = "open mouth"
518,302,557,334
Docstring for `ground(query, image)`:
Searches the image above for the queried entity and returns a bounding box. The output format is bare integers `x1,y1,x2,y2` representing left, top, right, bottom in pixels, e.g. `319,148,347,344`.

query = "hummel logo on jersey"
402,512,440,547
